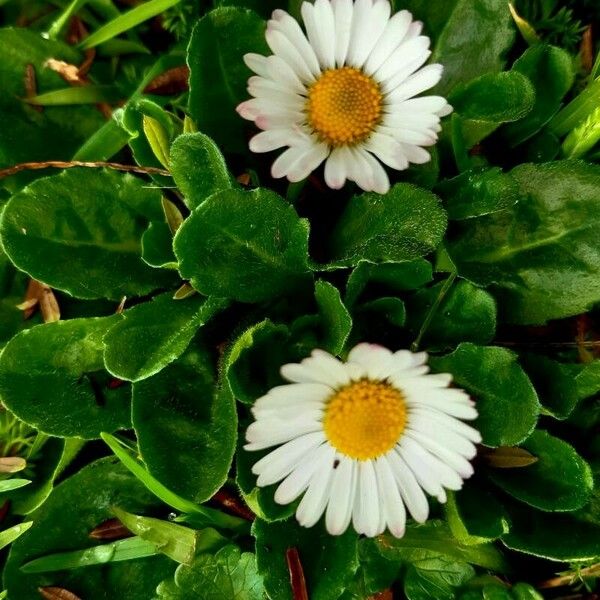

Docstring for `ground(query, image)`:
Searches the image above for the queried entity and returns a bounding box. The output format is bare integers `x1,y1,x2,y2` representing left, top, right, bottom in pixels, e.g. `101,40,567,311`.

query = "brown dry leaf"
582,26,594,74
481,446,538,469
212,489,255,521
89,517,131,541
23,280,61,322
39,587,82,600
24,64,43,113
144,66,190,95
0,456,27,473
286,547,309,600
45,59,82,84
236,173,251,186
369,591,393,600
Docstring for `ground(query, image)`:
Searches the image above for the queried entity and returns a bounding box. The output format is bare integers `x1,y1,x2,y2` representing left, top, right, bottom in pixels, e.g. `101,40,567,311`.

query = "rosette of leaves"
0,0,599,599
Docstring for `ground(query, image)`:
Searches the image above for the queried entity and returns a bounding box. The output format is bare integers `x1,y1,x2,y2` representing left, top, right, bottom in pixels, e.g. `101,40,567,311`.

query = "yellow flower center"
323,379,407,461
306,67,383,147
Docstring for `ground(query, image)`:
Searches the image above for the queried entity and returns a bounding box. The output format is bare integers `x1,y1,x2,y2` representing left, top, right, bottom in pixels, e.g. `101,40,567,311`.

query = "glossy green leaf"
225,320,290,405
430,344,540,447
4,458,174,599
170,133,233,210
330,185,447,266
0,168,175,300
314,280,352,355
133,342,237,504
188,7,268,152
375,521,507,572
104,294,227,382
142,222,178,269
174,188,310,303
504,45,574,145
253,518,359,600
436,168,522,221
156,545,265,599
346,259,433,306
408,280,497,348
404,558,474,600
447,161,600,324
430,0,515,96
489,430,593,512
0,317,131,439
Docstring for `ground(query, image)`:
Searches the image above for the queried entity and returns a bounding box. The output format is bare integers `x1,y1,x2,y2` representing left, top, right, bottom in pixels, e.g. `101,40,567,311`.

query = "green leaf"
253,518,359,600
407,280,497,349
225,320,290,405
113,507,204,565
504,45,575,145
436,168,522,221
133,342,237,504
156,545,265,599
21,536,160,573
0,168,176,300
430,343,540,447
80,0,183,49
188,7,268,152
521,355,600,419
330,185,447,266
314,280,352,355
26,85,122,106
142,222,178,269
0,317,131,439
170,133,233,210
4,458,174,599
502,501,600,561
104,293,227,382
489,430,594,512
375,521,507,572
143,115,171,170
346,259,433,307
174,188,310,303
429,0,515,96
0,522,32,552
447,161,600,324
356,297,406,328
447,483,510,543
449,72,535,147
404,558,474,600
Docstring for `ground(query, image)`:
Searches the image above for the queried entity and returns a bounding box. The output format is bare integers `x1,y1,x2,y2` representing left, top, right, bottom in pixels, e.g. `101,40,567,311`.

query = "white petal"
332,0,353,66
238,97,304,122
402,434,465,491
266,27,315,84
254,383,333,410
382,111,440,130
365,132,409,171
325,456,357,535
296,445,336,527
302,0,335,69
407,430,474,479
275,442,334,504
410,406,482,443
363,151,390,194
407,414,478,458
288,142,330,182
347,343,394,380
386,450,429,522
346,147,374,192
376,36,430,88
251,402,324,421
266,55,306,94
245,418,322,450
387,64,444,102
271,145,310,179
324,147,350,189
375,456,406,538
352,460,380,537
397,439,445,498
253,432,327,486
270,9,321,77
249,129,300,153
346,0,390,69
244,53,270,77
392,95,449,114
364,9,413,74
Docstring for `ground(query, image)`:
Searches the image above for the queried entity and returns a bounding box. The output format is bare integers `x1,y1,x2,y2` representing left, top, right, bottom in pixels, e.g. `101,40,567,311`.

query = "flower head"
245,343,480,538
237,0,452,194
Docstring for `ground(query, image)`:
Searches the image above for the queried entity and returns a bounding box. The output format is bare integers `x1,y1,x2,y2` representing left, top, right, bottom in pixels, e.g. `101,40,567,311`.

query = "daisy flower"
245,343,480,538
236,0,452,194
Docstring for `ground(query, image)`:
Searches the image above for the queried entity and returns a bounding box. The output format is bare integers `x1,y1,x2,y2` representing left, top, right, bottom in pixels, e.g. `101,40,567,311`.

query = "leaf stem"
411,271,457,352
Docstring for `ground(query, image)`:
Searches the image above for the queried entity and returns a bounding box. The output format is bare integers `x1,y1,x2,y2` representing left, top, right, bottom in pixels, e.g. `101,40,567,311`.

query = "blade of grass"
0,479,31,494
80,0,182,50
26,86,121,106
549,77,600,136
46,0,89,39
21,536,158,573
0,522,32,552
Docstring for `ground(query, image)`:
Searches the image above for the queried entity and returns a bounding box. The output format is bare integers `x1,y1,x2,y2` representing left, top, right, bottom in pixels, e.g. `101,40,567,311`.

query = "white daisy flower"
245,343,480,538
236,0,452,194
